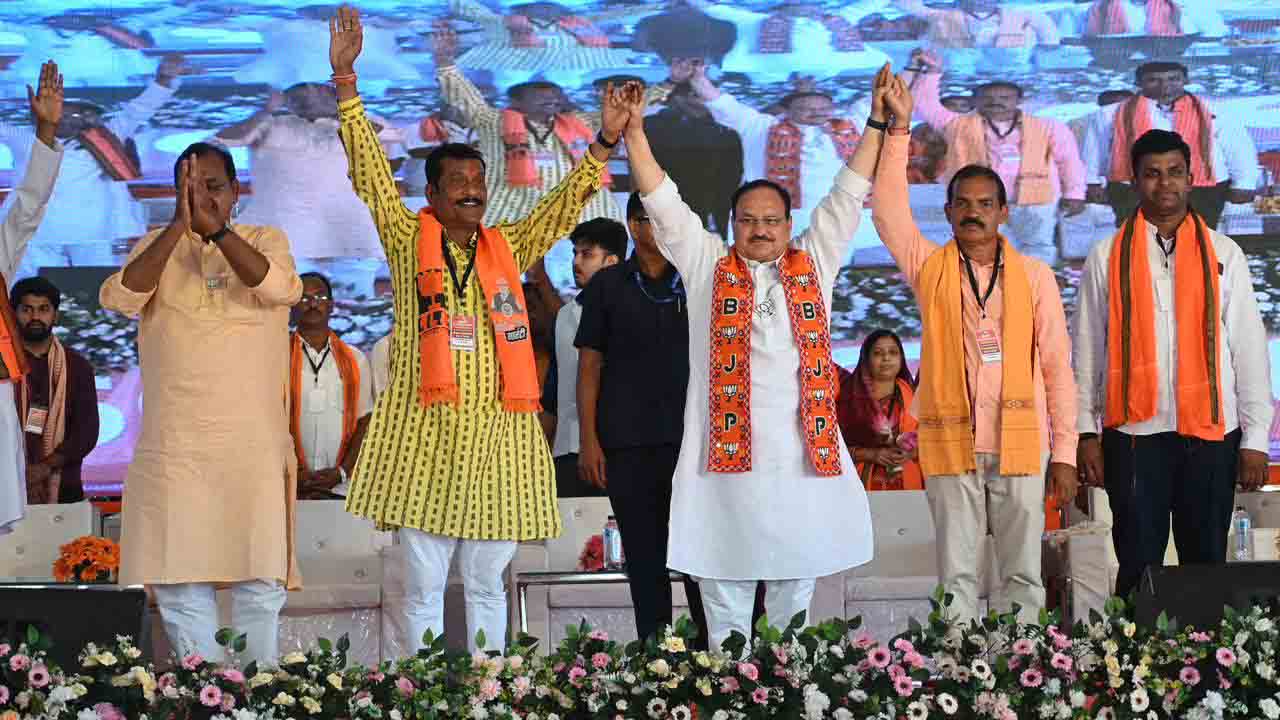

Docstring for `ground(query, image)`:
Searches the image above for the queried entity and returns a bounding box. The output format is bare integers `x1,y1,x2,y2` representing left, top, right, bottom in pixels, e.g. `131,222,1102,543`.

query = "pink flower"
220,669,246,685
1050,653,1073,672
0,644,10,657
568,666,587,686
720,676,740,693
1012,639,1035,656
8,655,29,672
199,685,223,708
181,654,204,671
94,703,124,720
738,662,759,681
367,672,386,683
553,662,566,673
27,664,49,689
0,685,9,705
1218,671,1232,690
396,677,416,698
888,664,906,680
221,694,236,712
1190,632,1212,643
1020,669,1044,688
772,647,789,664
853,632,876,649
588,630,610,642
893,675,914,697
158,673,177,689
868,646,892,669
903,651,925,669
751,688,769,705
478,678,501,701
893,638,914,653
1008,656,1022,670
592,652,611,670
1180,666,1201,686
897,431,918,453
1216,648,1236,667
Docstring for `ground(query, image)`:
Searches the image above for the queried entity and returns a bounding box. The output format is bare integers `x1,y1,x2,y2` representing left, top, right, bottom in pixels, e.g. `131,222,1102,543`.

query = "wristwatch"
204,224,232,244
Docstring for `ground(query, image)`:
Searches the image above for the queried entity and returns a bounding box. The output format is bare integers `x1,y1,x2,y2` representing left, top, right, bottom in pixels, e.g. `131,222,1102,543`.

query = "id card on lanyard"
962,245,1002,364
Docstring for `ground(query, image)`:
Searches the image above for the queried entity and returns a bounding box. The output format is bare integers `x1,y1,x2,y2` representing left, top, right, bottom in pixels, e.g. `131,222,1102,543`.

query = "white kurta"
0,138,63,534
642,166,874,581
551,301,583,458
370,333,393,399
297,339,374,497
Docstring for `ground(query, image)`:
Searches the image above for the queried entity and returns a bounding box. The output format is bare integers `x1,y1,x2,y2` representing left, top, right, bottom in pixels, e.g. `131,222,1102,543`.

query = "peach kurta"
100,224,304,588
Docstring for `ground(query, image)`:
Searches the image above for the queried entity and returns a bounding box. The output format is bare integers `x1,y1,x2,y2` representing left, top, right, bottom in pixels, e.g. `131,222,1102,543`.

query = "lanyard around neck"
960,243,1002,317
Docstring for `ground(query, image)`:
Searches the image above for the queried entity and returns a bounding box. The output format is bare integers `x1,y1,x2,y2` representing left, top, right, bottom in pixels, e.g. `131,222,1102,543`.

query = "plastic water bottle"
1232,506,1253,562
603,516,624,570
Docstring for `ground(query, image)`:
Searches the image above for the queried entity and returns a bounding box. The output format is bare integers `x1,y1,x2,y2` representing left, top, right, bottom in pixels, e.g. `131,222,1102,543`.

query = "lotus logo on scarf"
723,442,740,457
721,327,740,340
817,447,831,460
794,273,812,287
722,384,739,398
805,331,819,344
721,271,741,286
812,389,826,401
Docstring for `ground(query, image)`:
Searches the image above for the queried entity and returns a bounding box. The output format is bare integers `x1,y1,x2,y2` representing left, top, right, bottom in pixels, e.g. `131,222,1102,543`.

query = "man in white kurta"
621,73,883,648
0,65,65,534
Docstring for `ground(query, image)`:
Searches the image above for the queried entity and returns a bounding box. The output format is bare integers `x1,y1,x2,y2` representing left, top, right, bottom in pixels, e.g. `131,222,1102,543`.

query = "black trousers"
1103,429,1241,598
604,445,713,648
554,453,606,498
1106,181,1231,229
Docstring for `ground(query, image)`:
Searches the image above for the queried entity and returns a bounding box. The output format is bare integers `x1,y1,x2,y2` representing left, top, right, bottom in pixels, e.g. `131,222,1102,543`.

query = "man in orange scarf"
1074,129,1273,598
872,77,1079,624
1082,0,1227,38
1085,62,1257,230
289,272,373,499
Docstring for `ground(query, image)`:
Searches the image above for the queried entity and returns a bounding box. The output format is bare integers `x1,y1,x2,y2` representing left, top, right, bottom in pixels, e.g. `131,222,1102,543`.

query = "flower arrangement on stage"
2,591,1280,719
578,534,605,571
51,536,120,583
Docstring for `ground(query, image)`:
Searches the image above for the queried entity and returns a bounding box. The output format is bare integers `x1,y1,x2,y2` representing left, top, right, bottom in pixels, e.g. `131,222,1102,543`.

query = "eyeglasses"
298,294,331,305
734,216,785,228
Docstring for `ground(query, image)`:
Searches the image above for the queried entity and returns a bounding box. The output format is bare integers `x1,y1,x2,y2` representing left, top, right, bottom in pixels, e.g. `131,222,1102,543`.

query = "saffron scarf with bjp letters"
707,248,841,476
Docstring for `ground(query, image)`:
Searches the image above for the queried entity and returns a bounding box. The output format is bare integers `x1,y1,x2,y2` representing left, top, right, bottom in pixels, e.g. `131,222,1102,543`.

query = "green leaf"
318,637,333,653
516,634,539,650
215,628,235,647
244,661,259,678
474,629,487,650
25,625,39,646
337,634,351,653
755,613,772,636
1157,612,1170,633
233,633,248,654
787,610,807,632
908,617,923,634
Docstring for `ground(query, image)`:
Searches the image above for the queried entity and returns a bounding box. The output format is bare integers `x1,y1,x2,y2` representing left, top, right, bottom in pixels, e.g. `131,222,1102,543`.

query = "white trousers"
1006,202,1060,266
696,578,816,652
0,386,24,535
152,581,287,667
926,452,1046,624
399,528,517,653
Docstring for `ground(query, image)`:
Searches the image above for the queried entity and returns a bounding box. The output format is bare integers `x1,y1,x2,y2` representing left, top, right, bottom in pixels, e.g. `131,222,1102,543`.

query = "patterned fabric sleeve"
501,154,605,271
338,96,418,258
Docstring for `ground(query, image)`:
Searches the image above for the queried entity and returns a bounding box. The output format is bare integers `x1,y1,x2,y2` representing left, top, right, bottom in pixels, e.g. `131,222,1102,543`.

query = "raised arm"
432,24,501,132
331,6,418,256
871,74,940,289
216,91,284,147
904,53,957,132
1027,10,1061,46
104,55,186,139
0,61,64,280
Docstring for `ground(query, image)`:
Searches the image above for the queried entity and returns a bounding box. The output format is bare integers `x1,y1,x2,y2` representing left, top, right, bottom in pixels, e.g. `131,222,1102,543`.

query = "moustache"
961,218,984,228
750,235,771,243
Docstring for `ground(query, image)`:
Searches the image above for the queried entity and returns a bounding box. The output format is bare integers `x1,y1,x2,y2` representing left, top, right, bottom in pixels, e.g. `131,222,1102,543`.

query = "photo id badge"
976,326,1002,364
25,404,48,435
450,314,477,352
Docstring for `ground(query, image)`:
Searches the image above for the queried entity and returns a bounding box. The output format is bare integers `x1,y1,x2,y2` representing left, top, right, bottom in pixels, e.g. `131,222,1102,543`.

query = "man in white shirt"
1,61,65,534
1084,62,1257,230
289,272,373,499
542,217,624,497
0,56,183,278
1074,129,1273,598
616,65,888,647
1081,0,1227,38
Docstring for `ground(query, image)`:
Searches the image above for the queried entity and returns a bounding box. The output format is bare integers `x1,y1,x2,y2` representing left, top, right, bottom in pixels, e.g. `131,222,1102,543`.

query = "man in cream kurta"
621,70,884,649
101,143,303,667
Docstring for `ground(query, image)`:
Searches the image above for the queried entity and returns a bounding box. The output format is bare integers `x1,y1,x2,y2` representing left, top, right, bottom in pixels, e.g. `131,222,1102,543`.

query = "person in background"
872,75,1078,624
12,276,99,504
895,0,1059,50
907,49,1086,265
1073,129,1273,598
370,329,393,400
289,272,373,499
0,61,65,534
543,218,624,497
836,329,922,492
1085,62,1257,229
100,140,303,666
1082,0,1227,37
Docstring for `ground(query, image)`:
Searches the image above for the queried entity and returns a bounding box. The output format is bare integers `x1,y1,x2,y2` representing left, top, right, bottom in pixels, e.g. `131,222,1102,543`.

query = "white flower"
712,712,729,720
662,636,687,653
249,672,274,688
272,692,297,706
616,700,629,711
48,686,76,704
301,697,322,714
282,652,307,665
849,689,868,702
124,647,143,659
648,658,671,676
1202,691,1226,712
1129,688,1150,713
671,706,692,720
907,700,928,719
97,652,119,666
232,710,260,720
1260,699,1280,720
1257,618,1275,633
1260,663,1276,681
390,711,403,720
646,698,667,719
1069,690,1086,708
802,685,830,720
937,693,959,715
78,710,98,720
834,710,855,720
470,707,490,720
326,672,342,689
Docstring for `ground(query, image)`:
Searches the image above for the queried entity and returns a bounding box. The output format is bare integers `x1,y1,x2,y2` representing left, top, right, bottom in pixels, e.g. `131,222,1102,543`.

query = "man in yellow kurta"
100,141,303,667
330,6,628,653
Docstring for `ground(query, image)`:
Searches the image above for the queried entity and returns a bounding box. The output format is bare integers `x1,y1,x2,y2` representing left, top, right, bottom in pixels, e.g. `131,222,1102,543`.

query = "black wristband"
1079,432,1098,441
866,118,889,132
204,225,232,244
595,130,619,149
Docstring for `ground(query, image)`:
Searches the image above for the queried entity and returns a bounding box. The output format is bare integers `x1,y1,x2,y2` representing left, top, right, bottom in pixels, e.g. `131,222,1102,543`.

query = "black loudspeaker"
1134,563,1280,629
0,586,149,670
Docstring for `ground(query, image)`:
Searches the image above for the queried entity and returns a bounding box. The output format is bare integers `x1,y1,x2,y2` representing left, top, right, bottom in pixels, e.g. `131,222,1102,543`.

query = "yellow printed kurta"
339,96,603,540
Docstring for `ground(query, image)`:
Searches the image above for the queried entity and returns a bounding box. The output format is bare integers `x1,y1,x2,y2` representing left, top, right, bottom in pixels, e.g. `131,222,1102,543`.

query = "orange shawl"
916,238,1040,477
77,126,142,181
1086,0,1181,36
1109,95,1215,186
415,209,540,412
928,9,1036,48
0,278,29,383
1104,209,1223,440
766,120,860,209
708,248,841,476
500,110,611,188
18,337,68,502
289,332,362,473
944,113,1054,205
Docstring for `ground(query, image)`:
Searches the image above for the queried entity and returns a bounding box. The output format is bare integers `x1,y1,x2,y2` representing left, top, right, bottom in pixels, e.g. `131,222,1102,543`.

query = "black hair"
284,81,332,94
973,81,1024,99
10,276,60,312
853,329,915,388
298,272,334,299
1130,129,1192,178
63,99,107,116
730,179,792,219
569,218,628,260
507,80,561,99
592,74,646,88
946,164,1008,207
626,191,646,220
779,91,834,108
173,142,237,188
425,143,487,190
1097,89,1134,106
1135,62,1189,83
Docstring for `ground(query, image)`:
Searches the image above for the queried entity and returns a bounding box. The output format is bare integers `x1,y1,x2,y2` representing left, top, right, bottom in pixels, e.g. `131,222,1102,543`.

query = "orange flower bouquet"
52,535,120,583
